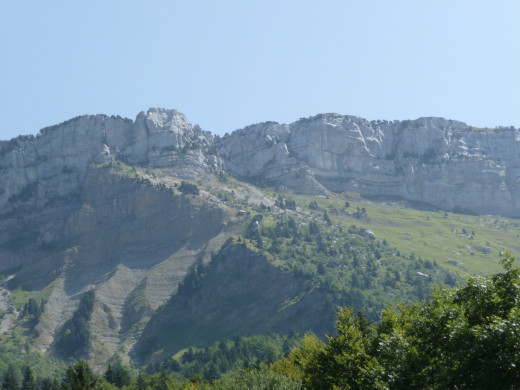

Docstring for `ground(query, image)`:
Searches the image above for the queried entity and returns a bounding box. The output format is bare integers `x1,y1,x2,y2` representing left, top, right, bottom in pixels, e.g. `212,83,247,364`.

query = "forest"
2,251,520,389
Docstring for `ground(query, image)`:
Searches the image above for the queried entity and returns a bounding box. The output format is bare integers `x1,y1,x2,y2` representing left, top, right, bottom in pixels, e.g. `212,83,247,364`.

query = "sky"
1,1,519,140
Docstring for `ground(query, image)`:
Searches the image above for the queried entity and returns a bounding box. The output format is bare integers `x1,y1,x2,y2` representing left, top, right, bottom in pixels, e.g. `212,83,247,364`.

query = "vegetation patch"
54,290,95,359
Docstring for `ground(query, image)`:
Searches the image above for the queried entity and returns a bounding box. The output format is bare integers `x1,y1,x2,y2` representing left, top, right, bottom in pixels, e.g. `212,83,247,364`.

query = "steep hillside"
0,162,238,366
134,239,336,363
0,108,519,370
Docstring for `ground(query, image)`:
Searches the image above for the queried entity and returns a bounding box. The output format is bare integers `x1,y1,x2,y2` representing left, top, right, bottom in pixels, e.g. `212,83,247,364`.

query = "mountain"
218,114,520,217
0,108,519,368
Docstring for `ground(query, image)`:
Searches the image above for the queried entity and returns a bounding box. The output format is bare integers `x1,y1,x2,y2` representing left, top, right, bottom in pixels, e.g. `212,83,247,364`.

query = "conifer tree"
1,372,18,390
20,366,35,390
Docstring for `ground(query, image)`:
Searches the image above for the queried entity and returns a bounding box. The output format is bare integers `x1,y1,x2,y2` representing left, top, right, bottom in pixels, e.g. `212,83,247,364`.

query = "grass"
195,174,520,277
101,163,520,282
293,194,520,276
10,289,31,311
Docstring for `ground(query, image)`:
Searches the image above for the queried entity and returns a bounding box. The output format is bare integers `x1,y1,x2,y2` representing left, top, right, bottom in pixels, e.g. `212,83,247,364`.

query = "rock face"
2,108,520,219
218,115,520,217
1,107,520,365
0,108,221,218
0,108,228,364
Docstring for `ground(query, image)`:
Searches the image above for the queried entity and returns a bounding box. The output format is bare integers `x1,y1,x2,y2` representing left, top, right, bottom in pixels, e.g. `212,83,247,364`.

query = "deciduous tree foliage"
277,251,520,389
5,253,520,389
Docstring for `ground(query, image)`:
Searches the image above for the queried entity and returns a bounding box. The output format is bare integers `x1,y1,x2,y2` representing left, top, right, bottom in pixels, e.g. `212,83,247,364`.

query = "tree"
210,366,301,390
22,299,42,323
293,251,520,389
305,308,384,389
104,361,130,388
323,211,331,225
1,372,18,390
135,373,147,390
308,221,320,235
40,378,59,390
20,366,35,390
62,360,99,390
179,181,199,195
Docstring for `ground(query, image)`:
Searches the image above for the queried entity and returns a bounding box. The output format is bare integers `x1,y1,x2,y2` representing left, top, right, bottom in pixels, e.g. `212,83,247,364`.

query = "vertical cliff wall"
218,115,520,216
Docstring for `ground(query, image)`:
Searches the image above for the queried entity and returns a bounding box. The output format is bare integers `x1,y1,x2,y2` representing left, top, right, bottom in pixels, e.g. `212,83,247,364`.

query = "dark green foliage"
209,366,301,390
39,378,59,390
177,263,209,298
55,290,95,358
7,253,520,390
304,308,384,389
353,206,368,219
308,200,318,210
285,199,296,210
22,299,44,324
134,373,146,390
322,210,331,225
275,196,296,210
20,366,35,390
178,181,199,195
61,360,99,390
245,211,457,321
292,251,520,389
13,256,520,389
147,332,305,381
1,371,18,390
104,361,131,388
308,221,320,235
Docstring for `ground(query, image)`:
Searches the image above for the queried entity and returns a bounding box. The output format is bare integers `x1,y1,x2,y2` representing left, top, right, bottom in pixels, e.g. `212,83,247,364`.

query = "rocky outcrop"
2,108,519,219
0,108,229,364
0,108,221,220
219,115,520,217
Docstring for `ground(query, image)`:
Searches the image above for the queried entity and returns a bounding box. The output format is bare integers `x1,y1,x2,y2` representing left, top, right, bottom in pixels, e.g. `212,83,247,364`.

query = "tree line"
3,252,520,389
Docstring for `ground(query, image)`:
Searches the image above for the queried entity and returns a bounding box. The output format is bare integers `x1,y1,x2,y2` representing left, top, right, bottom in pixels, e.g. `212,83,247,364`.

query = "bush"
179,181,199,195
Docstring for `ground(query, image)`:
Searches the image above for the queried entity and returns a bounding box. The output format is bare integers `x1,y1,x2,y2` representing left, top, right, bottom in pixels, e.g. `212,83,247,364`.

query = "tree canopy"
275,251,520,389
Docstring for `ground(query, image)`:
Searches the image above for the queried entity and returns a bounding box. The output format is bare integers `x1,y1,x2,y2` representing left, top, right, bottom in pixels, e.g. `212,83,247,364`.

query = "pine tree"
40,378,59,390
1,372,18,390
20,366,35,390
62,360,98,390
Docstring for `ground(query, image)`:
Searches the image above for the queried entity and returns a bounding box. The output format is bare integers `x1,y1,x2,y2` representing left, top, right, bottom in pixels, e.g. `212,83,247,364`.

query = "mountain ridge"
1,107,520,368
3,107,519,217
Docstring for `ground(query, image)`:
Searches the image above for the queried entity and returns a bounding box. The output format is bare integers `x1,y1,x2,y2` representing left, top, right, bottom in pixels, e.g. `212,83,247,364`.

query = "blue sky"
1,1,518,140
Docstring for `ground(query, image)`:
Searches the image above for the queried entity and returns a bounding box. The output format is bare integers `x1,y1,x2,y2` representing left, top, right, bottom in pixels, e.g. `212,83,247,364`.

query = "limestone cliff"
218,115,520,217
0,108,229,364
0,108,221,220
2,108,519,221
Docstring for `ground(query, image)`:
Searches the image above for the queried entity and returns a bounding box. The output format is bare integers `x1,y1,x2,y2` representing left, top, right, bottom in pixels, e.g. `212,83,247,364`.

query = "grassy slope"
197,173,519,276
300,194,519,276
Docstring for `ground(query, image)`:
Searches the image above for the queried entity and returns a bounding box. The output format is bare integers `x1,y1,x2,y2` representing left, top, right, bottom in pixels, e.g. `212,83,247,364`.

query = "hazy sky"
1,1,518,140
